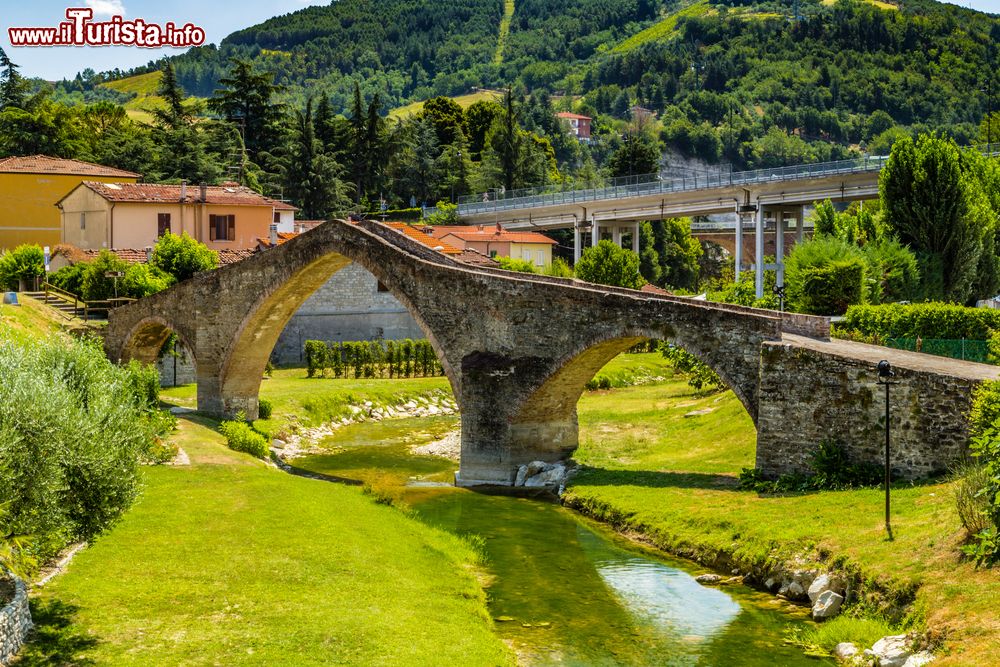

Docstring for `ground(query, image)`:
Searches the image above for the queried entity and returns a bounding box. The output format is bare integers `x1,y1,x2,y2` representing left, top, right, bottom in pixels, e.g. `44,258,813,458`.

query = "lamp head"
877,360,893,379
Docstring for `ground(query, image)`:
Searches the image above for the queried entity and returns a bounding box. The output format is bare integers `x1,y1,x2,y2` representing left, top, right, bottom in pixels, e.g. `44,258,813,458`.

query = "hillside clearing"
388,90,503,119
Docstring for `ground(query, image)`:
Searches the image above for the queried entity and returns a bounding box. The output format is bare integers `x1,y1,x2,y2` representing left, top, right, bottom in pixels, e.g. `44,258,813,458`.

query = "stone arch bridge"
105,220,996,486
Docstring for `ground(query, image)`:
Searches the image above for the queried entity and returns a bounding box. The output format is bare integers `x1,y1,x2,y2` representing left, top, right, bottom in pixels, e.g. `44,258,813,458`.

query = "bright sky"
1,0,998,81
1,1,330,80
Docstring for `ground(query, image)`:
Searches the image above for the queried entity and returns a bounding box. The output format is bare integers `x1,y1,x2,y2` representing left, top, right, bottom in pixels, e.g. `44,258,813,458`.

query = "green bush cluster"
258,398,273,420
962,381,1000,566
0,245,45,291
837,303,1000,341
305,338,443,379
218,414,270,459
497,256,537,273
49,250,175,302
739,441,883,493
0,335,166,570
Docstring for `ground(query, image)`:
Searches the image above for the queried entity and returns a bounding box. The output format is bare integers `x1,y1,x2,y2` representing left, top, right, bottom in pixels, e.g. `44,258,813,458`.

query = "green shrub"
0,245,44,290
864,239,920,304
739,441,882,493
150,231,218,282
839,302,1000,340
785,236,867,315
48,263,87,296
304,340,328,378
962,380,1000,565
544,257,574,278
953,462,993,536
258,398,273,420
497,256,537,273
79,251,129,301
121,263,174,298
218,415,270,459
575,240,644,289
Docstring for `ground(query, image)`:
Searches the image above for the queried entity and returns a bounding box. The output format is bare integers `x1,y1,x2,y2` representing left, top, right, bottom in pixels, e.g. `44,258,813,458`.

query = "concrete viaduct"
449,156,885,299
104,219,997,486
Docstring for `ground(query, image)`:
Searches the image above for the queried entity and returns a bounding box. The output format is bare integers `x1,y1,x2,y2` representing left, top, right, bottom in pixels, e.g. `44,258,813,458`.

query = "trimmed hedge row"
837,303,1000,340
305,338,443,379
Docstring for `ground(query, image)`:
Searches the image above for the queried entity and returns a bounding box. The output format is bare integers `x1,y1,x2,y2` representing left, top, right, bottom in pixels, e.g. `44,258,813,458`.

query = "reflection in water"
295,416,829,666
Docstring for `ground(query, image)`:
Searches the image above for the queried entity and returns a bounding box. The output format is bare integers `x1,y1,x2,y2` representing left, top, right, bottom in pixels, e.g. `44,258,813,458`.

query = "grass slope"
567,376,1000,664
23,414,512,665
494,0,516,66
614,0,714,53
99,71,205,124
388,90,503,120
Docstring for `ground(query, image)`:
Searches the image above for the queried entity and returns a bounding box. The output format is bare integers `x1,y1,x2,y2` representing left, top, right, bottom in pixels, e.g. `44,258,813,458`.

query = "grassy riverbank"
568,372,1000,665
23,412,512,665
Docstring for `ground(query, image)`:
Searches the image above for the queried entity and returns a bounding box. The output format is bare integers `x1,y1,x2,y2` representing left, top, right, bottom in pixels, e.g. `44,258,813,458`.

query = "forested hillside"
93,0,996,164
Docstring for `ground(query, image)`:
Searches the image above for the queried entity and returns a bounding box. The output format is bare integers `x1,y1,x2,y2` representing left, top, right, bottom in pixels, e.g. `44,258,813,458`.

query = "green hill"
65,0,998,169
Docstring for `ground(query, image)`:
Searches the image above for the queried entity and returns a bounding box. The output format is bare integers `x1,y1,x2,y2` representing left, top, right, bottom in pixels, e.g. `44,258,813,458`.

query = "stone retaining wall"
756,336,992,479
0,575,31,666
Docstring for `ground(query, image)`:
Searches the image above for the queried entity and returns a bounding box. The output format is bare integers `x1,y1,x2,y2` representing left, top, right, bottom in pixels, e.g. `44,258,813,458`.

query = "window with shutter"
158,213,171,237
227,215,235,242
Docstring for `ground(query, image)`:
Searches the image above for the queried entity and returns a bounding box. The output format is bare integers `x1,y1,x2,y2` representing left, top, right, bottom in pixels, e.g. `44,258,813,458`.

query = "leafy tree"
0,47,29,110
150,232,219,282
208,58,284,159
785,236,868,315
813,199,838,237
463,99,503,159
880,134,990,303
864,239,920,304
437,127,472,201
0,245,44,290
575,240,644,289
421,96,464,146
638,221,661,285
650,218,702,290
273,99,352,219
608,130,660,177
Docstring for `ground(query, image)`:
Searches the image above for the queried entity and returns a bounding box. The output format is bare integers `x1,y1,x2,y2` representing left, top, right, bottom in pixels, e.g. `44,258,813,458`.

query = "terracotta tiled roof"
75,181,298,209
71,248,151,265
435,226,557,245
384,222,462,254
270,199,297,211
256,232,300,248
640,283,672,296
0,155,141,178
454,248,500,267
217,248,256,265
556,112,592,121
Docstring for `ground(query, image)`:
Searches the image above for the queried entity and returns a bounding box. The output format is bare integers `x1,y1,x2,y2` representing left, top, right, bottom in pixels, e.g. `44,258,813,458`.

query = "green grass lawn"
22,413,512,666
161,367,452,435
568,378,1000,665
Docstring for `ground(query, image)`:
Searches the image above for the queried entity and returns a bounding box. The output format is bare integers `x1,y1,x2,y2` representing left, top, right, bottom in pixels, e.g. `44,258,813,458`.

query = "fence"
884,338,990,364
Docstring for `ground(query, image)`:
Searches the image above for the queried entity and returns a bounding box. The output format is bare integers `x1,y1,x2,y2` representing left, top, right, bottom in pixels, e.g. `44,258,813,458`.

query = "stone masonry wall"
0,575,31,666
756,337,995,480
270,262,423,365
157,339,196,387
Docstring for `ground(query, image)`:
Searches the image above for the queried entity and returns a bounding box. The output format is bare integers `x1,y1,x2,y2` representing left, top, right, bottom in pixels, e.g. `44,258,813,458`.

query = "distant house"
555,112,592,142
0,155,140,250
429,224,557,267
57,181,297,251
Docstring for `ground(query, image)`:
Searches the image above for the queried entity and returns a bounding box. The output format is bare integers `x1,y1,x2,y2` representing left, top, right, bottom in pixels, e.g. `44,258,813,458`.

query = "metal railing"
445,155,891,218
42,281,135,321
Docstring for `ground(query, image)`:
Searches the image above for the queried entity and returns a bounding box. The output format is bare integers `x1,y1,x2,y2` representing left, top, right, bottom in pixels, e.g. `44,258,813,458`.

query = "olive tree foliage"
880,134,996,303
575,240,644,289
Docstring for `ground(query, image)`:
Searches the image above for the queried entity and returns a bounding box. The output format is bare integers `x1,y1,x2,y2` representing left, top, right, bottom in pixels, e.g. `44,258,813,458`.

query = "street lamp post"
877,360,897,540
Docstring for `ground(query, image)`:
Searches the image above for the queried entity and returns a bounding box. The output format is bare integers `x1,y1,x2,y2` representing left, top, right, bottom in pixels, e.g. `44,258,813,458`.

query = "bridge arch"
119,315,197,367
507,322,759,468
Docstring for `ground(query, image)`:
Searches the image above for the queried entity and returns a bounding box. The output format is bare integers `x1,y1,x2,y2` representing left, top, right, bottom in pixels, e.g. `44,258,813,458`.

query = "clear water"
293,416,830,666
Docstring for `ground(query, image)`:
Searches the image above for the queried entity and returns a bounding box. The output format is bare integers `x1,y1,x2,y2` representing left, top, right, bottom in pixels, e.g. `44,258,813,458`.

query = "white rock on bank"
902,651,935,667
834,642,859,660
695,574,722,584
869,635,913,667
523,463,566,488
807,573,845,604
811,590,844,620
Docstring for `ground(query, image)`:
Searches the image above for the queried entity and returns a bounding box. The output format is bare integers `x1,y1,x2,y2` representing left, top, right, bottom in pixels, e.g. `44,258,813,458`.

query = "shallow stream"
293,415,830,666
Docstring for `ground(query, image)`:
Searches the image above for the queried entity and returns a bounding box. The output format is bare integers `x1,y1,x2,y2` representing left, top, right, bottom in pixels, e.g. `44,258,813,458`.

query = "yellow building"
0,155,140,249
57,181,296,251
